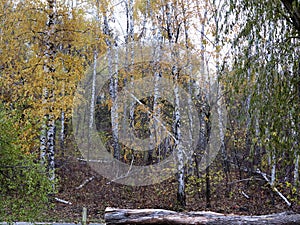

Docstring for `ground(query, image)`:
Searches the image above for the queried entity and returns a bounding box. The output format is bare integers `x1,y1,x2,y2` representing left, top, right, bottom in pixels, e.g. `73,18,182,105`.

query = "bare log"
105,208,300,225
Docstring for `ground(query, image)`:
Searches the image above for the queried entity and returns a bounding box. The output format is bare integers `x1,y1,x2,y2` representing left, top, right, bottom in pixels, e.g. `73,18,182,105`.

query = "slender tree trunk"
111,45,120,160
245,42,253,171
60,110,65,156
88,50,98,161
103,10,121,160
266,128,276,186
127,0,136,156
291,112,299,186
47,117,56,190
293,61,299,186
40,110,47,165
148,70,162,164
181,0,195,175
40,0,57,191
173,65,186,208
148,40,162,164
294,150,299,186
213,0,229,181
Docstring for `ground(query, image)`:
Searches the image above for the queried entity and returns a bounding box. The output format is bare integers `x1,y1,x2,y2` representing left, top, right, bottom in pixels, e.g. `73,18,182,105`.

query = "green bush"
0,105,52,221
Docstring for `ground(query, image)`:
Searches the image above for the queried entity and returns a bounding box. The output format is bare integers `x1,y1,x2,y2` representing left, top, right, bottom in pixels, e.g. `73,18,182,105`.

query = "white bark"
256,169,291,207
195,0,209,173
291,112,299,186
40,0,57,190
75,176,95,190
89,51,97,130
254,115,261,164
109,56,119,159
148,42,162,163
294,153,299,186
87,50,98,161
55,197,72,205
265,127,276,186
245,42,252,156
47,0,56,190
186,81,194,174
47,117,56,189
181,2,195,174
60,110,65,152
213,0,228,173
271,154,276,186
173,65,185,207
126,0,135,150
111,45,120,160
103,11,120,160
40,113,47,165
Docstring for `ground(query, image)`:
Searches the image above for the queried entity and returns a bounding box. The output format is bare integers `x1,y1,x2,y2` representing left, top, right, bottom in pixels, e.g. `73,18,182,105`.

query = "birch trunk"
123,0,135,156
245,43,252,170
47,117,56,189
40,110,47,165
173,65,186,208
292,62,300,186
213,0,229,176
148,70,161,164
40,0,57,190
291,112,299,186
103,11,121,160
294,150,299,186
266,127,276,186
181,1,195,175
111,45,120,160
265,20,276,186
60,110,65,155
88,50,98,161
194,0,209,179
148,39,162,164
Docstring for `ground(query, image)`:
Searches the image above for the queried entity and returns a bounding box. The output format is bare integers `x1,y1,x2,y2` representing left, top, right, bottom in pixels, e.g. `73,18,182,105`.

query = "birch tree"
223,0,300,198
1,0,96,191
101,1,121,160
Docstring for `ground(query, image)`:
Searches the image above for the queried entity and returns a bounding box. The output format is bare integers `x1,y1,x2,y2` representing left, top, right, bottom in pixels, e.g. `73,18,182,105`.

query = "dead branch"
75,176,95,190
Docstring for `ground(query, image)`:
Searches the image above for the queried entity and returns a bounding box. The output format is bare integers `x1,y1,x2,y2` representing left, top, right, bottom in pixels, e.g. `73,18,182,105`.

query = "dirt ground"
46,151,298,222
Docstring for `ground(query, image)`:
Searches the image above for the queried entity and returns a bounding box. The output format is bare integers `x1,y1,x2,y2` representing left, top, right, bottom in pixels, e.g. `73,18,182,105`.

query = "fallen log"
105,208,300,225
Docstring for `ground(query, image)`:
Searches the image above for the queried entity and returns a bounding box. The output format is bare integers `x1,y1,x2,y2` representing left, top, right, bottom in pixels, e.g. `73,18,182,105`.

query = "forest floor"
44,136,299,222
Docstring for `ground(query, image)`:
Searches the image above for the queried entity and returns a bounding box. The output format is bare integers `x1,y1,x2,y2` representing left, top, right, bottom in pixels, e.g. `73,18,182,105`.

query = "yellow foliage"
0,0,102,154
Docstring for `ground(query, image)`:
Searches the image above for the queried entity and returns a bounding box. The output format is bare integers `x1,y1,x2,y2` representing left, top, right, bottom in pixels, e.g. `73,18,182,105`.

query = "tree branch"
280,0,300,33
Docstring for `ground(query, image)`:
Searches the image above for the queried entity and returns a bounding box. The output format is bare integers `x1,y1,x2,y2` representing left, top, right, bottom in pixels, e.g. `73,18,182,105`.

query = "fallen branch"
241,190,250,199
55,197,72,205
255,168,292,207
75,176,95,190
77,158,111,163
227,177,263,185
227,163,292,207
105,208,300,225
106,155,135,185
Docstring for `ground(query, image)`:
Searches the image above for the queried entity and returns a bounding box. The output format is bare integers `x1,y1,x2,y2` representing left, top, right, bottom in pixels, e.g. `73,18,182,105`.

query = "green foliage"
222,0,300,195
0,105,52,221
